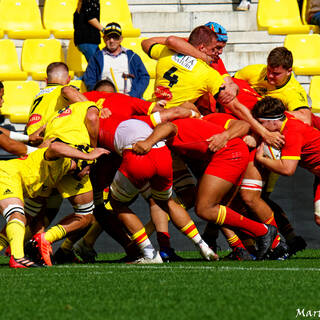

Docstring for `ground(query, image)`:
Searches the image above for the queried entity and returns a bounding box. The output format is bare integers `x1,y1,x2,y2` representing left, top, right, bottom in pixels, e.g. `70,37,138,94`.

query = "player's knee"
195,202,219,221
240,189,260,208
73,201,94,228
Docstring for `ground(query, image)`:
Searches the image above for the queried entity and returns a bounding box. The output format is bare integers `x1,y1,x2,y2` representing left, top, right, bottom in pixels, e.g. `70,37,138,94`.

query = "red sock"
157,232,171,250
227,234,245,251
216,205,268,237
263,214,280,249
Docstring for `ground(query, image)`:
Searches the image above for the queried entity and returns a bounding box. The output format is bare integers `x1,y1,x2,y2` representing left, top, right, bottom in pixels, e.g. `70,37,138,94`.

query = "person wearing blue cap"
204,22,230,79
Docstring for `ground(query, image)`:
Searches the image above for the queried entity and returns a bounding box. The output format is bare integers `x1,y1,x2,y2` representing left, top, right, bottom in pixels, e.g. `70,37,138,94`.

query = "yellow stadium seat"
100,0,140,37
67,40,88,77
119,38,157,78
0,0,50,39
43,0,77,39
0,40,28,80
69,79,87,93
0,30,3,39
143,78,155,101
309,76,320,113
21,39,74,80
257,0,313,34
2,81,40,123
284,34,320,75
301,0,320,33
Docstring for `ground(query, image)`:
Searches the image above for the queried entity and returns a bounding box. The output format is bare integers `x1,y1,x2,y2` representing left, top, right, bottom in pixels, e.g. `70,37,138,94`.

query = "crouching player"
0,141,108,268
252,96,320,229
102,117,218,263
134,117,278,260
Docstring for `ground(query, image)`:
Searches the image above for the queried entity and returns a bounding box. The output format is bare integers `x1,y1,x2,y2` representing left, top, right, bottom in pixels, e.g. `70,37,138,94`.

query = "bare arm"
158,106,200,122
141,36,211,64
85,107,100,147
132,122,177,154
61,86,88,103
0,133,27,156
88,18,104,32
255,142,298,176
218,81,239,105
207,119,250,152
221,97,285,149
45,141,109,161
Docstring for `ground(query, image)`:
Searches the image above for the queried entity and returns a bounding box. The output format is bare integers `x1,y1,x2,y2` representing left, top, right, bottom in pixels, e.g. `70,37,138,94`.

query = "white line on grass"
52,265,320,272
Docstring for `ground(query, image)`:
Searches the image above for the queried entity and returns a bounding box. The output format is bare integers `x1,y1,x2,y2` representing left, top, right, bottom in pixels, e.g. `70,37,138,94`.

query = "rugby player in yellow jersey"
26,62,87,136
234,47,311,124
0,141,108,268
28,99,102,266
142,26,284,149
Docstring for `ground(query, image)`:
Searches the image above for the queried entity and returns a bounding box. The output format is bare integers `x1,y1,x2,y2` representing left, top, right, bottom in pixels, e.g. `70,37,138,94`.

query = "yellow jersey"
234,64,309,111
149,44,224,108
0,148,72,201
44,101,98,149
27,84,71,135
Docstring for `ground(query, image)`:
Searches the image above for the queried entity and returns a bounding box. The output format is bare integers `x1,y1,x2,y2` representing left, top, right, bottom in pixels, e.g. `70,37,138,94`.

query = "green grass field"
2,249,320,320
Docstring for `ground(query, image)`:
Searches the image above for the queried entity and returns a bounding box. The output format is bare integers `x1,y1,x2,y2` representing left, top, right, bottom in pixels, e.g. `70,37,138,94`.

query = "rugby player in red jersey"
253,96,320,229
133,116,277,260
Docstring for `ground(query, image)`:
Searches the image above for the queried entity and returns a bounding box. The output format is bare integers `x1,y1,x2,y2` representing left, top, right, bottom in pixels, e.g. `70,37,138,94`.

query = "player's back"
27,84,69,135
44,101,96,147
283,116,320,171
0,148,71,199
150,44,224,108
84,91,153,117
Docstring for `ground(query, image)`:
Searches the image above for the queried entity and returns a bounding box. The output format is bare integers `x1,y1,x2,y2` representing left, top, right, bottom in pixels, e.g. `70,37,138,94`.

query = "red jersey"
203,113,237,129
84,91,155,117
98,114,129,152
281,115,320,174
210,58,228,77
169,118,244,160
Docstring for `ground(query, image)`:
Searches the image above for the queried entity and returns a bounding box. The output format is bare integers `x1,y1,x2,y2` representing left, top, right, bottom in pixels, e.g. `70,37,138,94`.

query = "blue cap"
205,22,228,43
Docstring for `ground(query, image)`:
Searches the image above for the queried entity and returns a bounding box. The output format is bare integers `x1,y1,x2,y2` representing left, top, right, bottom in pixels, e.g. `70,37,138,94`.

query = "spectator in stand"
236,0,251,11
83,22,150,98
306,0,320,27
73,0,105,62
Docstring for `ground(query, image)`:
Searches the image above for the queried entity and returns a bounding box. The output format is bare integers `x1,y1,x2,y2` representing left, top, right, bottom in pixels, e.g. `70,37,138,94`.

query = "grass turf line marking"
51,265,320,272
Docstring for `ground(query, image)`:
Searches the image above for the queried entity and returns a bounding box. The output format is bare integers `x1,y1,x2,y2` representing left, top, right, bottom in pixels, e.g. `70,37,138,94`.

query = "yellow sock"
83,222,103,247
44,224,67,243
60,237,74,252
0,233,9,251
6,219,25,259
131,228,155,259
180,221,201,244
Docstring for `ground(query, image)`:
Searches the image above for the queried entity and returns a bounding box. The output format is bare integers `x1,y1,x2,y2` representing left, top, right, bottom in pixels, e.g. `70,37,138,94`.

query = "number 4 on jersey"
163,67,178,87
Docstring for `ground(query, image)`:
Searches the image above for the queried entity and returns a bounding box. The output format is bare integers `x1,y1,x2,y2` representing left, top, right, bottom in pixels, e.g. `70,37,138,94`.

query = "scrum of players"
0,22,318,268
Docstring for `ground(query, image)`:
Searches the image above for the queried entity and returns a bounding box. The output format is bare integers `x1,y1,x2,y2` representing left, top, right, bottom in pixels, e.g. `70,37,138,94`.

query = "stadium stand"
301,0,320,32
284,34,320,75
0,0,50,39
1,80,40,123
120,37,157,78
0,40,28,81
309,76,320,113
67,39,88,78
257,0,313,34
21,39,74,81
100,0,141,37
43,0,77,39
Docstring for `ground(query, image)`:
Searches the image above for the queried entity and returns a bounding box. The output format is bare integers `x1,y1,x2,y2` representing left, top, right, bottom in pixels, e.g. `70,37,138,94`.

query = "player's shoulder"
236,64,266,77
